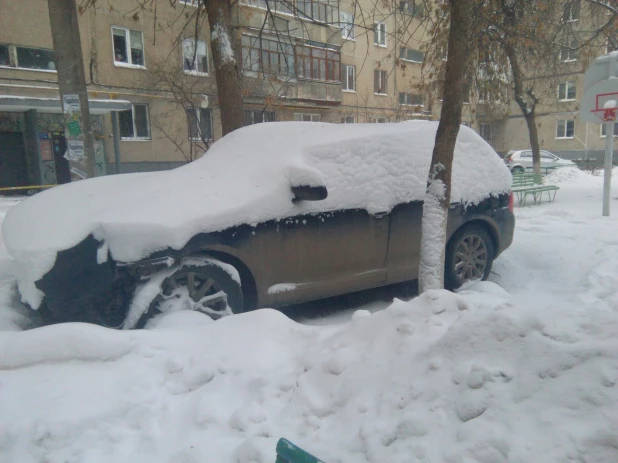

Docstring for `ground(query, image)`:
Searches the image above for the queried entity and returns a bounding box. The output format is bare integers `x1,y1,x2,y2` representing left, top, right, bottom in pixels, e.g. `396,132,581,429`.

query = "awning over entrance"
0,95,132,114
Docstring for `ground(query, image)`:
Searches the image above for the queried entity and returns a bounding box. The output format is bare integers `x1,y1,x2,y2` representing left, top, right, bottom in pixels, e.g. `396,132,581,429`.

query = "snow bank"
3,122,511,308
2,287,618,462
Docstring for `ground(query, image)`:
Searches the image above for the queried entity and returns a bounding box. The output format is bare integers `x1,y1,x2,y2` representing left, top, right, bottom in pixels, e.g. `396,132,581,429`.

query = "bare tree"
418,0,472,293
423,0,618,173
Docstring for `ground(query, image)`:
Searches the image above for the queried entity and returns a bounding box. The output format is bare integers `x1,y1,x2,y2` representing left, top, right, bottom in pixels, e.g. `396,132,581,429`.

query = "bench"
512,172,559,206
276,438,323,463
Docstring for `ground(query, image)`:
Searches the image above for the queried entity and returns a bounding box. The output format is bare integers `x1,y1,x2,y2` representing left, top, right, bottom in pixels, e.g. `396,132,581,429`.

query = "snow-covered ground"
1,168,618,462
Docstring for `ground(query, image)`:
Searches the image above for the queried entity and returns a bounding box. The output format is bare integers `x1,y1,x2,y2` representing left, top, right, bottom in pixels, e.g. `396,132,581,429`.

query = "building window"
600,123,618,137
342,64,356,91
119,104,150,140
556,119,575,139
480,123,493,144
400,1,426,17
607,35,618,53
374,69,387,94
187,108,213,141
297,44,340,81
560,40,578,62
245,110,275,125
297,0,338,23
241,35,295,77
399,92,423,106
242,0,292,15
294,113,321,122
375,117,387,123
374,22,386,47
399,47,424,63
342,116,355,123
112,27,145,67
340,12,355,40
183,38,208,74
0,44,56,71
558,81,576,101
0,44,10,66
179,0,200,5
15,46,56,70
563,0,580,21
462,83,470,104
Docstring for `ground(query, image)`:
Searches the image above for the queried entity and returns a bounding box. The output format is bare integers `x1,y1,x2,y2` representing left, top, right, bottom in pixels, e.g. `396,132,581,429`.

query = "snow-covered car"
504,149,576,173
3,122,515,328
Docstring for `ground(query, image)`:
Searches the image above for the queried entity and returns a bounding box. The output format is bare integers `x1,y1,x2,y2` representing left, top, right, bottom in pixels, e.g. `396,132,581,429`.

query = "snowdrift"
2,122,511,308
1,286,617,462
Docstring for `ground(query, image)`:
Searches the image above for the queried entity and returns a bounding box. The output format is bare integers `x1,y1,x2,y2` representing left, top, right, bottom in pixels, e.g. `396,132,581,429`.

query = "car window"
520,151,532,158
541,152,554,159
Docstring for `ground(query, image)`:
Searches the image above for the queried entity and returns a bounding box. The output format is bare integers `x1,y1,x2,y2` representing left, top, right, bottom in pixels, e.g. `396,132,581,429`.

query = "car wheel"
511,166,524,174
445,225,495,291
135,258,243,328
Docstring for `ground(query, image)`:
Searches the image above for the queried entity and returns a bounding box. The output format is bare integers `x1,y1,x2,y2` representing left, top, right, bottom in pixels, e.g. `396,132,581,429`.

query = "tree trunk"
204,0,245,136
418,0,471,293
503,31,540,173
48,0,96,179
524,111,541,172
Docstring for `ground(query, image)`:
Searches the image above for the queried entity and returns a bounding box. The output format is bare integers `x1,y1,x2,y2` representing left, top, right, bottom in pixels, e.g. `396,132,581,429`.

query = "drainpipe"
111,112,121,174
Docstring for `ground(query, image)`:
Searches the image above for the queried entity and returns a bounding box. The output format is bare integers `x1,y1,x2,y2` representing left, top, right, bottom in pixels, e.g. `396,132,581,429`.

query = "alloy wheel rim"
454,235,488,282
157,270,232,319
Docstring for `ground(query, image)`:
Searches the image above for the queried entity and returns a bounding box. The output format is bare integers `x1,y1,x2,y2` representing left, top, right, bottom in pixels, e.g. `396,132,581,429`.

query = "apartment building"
0,0,477,190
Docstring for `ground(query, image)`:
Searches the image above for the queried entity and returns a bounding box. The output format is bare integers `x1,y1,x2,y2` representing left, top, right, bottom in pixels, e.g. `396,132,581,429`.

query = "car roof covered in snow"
3,121,511,306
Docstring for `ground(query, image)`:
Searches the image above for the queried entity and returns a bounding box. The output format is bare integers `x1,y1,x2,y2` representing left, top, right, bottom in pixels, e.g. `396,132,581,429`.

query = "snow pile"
1,287,618,462
546,165,596,185
2,122,511,308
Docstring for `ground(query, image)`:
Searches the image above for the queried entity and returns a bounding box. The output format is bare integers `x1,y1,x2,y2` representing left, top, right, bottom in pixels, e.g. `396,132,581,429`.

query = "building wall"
1,0,495,177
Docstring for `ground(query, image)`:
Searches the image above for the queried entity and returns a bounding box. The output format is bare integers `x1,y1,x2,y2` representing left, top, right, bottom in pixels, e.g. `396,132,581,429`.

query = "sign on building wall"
62,93,85,161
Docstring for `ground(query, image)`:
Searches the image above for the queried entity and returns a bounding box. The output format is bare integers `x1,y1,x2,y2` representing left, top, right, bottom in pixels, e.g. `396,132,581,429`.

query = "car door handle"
372,212,388,219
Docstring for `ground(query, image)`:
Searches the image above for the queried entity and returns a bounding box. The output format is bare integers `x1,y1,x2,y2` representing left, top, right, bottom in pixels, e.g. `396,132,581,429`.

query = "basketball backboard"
581,52,618,123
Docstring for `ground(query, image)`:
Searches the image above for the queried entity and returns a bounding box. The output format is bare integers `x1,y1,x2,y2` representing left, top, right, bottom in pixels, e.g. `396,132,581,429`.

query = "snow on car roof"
3,121,511,307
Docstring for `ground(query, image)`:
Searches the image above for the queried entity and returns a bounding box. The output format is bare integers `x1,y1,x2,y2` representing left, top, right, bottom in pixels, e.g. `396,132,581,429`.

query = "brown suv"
3,122,515,328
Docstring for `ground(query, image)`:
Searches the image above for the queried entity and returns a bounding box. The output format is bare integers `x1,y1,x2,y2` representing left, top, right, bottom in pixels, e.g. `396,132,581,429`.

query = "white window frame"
600,122,618,137
111,26,146,68
179,0,200,5
400,47,424,63
294,113,321,122
340,12,355,40
480,122,492,144
0,44,58,73
556,119,575,139
342,64,356,92
374,22,387,47
119,104,151,141
374,69,387,95
182,38,209,75
188,108,214,141
375,117,387,123
564,0,580,22
342,116,355,123
560,41,579,62
557,81,576,101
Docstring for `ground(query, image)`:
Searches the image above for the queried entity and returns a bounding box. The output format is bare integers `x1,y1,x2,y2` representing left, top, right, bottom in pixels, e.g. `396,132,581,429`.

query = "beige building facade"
0,0,488,190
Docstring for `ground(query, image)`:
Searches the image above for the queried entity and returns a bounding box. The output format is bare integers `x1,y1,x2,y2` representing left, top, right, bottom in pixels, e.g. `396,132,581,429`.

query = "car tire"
135,258,244,328
511,166,524,174
444,225,495,291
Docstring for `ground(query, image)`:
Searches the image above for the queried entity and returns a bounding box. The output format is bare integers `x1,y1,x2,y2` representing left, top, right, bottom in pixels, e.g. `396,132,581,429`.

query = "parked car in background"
3,122,514,329
504,149,575,173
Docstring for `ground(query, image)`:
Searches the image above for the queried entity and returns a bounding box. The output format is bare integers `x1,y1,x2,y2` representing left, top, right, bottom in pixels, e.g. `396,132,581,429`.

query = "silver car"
505,149,575,173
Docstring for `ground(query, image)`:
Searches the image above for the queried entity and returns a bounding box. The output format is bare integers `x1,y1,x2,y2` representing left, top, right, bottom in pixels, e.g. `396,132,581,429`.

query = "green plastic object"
275,438,324,463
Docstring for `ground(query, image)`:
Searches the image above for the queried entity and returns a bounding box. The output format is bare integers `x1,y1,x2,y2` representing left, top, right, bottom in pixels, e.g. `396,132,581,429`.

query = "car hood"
3,121,512,307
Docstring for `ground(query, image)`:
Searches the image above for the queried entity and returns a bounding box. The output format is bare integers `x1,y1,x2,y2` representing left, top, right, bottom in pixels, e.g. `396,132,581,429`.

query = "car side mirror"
291,185,328,202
